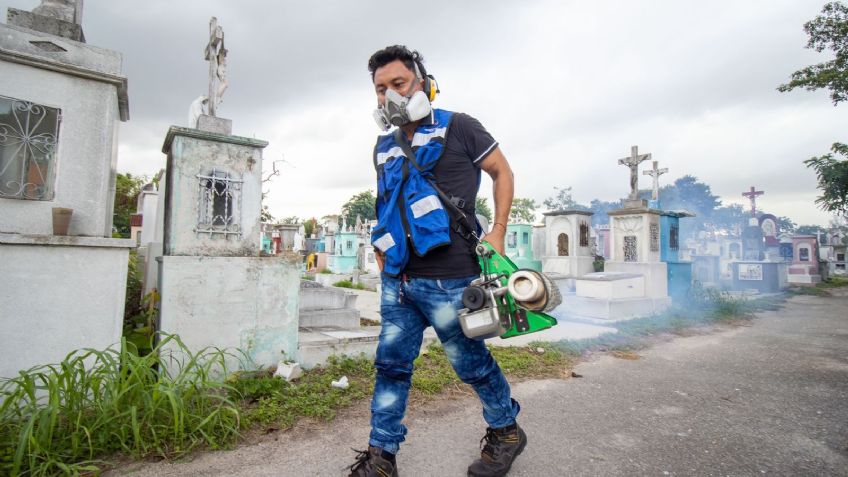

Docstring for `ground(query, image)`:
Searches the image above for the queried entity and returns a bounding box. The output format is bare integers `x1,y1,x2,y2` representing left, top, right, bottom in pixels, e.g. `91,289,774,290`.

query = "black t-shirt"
402,112,498,278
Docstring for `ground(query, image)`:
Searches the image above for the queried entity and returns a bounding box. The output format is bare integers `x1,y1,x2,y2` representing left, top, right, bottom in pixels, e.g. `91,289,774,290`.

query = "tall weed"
0,334,242,476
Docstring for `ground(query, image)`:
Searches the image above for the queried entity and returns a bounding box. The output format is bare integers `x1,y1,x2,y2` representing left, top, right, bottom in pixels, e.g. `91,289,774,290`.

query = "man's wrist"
490,222,507,233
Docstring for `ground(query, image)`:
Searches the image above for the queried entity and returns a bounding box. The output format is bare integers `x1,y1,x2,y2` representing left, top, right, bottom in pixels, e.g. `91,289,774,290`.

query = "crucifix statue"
204,17,228,117
742,186,764,217
642,160,668,201
618,145,651,200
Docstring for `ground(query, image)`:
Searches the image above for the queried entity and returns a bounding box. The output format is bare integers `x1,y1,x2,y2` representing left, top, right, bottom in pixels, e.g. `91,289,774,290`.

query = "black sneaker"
348,446,398,477
467,423,527,477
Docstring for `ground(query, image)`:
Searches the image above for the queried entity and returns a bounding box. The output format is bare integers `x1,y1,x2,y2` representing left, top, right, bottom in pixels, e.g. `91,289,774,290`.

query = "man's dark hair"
368,45,424,81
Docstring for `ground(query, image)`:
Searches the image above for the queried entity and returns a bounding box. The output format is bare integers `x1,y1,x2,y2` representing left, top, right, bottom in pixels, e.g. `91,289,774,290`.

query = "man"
348,45,525,477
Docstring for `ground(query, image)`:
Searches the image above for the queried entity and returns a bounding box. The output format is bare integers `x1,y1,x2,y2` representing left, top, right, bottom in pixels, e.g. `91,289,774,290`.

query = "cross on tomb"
642,160,668,201
742,186,764,217
204,17,228,117
618,145,651,200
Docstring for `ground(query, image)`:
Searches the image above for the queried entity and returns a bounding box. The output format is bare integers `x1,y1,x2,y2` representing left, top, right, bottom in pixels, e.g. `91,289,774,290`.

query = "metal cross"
618,145,651,200
742,186,764,217
204,17,226,117
642,160,668,201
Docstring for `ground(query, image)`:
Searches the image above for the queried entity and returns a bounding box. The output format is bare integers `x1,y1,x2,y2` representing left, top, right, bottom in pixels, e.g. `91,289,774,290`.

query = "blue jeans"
369,274,520,454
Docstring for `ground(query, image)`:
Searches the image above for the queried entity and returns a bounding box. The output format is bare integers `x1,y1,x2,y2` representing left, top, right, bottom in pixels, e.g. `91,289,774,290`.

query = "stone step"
299,286,357,311
299,308,360,328
297,326,437,368
553,296,671,321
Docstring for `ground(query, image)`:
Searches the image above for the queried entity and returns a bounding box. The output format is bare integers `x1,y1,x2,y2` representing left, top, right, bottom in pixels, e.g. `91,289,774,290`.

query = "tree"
804,143,848,215
779,3,848,215
341,190,377,226
260,204,275,223
509,197,537,224
778,2,848,105
588,199,621,227
774,215,798,234
708,204,748,233
543,186,586,211
659,175,721,218
112,172,146,238
279,216,300,225
303,217,318,237
475,197,493,222
797,224,827,235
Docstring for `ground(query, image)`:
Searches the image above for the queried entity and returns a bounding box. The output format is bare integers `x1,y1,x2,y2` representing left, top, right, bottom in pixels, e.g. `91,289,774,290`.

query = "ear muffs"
413,58,439,102
425,75,438,102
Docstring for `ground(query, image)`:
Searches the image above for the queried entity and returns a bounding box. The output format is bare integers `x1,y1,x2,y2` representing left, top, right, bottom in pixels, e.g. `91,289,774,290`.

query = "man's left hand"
483,227,506,255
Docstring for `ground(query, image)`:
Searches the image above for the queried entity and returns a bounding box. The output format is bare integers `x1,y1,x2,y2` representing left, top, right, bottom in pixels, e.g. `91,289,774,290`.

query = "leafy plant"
341,190,377,227
804,143,848,215
475,197,493,222
509,197,538,224
778,1,848,105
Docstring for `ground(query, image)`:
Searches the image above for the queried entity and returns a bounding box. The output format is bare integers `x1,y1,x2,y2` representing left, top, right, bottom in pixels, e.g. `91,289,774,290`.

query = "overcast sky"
4,0,845,226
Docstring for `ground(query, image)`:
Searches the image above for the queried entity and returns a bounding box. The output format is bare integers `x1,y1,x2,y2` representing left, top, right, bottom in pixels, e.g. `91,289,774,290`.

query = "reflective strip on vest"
376,146,404,166
410,194,443,218
373,232,396,252
411,127,447,147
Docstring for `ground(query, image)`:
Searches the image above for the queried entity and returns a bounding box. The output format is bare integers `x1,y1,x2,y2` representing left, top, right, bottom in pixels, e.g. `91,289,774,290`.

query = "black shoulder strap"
393,128,479,243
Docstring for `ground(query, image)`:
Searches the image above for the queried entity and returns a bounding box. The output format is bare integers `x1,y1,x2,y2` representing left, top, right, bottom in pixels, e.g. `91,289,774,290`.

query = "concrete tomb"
0,3,135,378
560,147,678,322
818,229,846,276
726,188,787,293
541,209,595,279
505,223,542,271
155,19,300,370
786,235,823,284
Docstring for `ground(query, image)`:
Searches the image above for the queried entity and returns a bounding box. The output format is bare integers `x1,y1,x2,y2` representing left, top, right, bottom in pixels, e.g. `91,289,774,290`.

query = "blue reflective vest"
371,109,455,276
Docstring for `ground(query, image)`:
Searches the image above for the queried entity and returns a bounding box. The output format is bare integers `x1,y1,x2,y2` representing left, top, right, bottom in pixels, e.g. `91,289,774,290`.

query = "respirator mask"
373,85,432,131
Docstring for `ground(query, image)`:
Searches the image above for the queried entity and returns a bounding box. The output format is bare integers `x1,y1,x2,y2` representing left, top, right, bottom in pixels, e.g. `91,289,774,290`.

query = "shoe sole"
467,430,527,477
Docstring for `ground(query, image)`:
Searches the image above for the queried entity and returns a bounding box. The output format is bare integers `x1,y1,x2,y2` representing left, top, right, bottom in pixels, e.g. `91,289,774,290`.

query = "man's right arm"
375,249,385,272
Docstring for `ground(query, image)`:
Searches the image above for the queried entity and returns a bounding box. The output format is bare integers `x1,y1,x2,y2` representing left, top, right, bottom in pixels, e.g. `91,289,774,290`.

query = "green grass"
818,276,848,289
787,276,848,296
409,343,576,396
229,343,576,430
0,334,242,476
229,355,374,429
332,280,372,291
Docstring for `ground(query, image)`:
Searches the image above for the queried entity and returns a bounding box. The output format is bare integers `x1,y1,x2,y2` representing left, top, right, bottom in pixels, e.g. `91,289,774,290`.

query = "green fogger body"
458,242,560,340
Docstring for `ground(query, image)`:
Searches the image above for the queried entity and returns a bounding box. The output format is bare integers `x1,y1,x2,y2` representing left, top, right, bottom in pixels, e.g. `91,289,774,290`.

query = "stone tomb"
786,235,822,284
659,210,694,301
541,209,595,280
569,206,673,321
692,254,721,287
505,223,542,271
157,125,300,369
731,261,787,293
0,5,135,378
329,228,360,274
